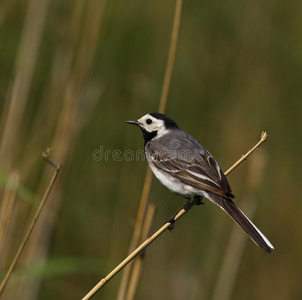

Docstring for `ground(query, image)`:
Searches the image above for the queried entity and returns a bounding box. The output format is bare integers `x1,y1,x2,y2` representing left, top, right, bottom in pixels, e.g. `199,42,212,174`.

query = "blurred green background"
0,0,301,299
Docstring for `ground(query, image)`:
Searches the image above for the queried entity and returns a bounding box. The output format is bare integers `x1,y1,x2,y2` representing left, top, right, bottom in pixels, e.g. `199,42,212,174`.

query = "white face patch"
137,114,169,138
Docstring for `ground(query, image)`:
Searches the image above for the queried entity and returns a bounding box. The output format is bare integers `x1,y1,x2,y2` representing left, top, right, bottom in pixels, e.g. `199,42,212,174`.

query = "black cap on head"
149,113,179,129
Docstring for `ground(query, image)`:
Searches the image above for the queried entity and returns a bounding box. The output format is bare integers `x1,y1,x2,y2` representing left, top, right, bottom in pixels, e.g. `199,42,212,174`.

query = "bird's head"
125,113,179,143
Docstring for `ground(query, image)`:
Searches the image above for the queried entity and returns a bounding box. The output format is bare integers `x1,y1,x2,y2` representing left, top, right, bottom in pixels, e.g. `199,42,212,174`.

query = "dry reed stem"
224,131,268,175
158,0,183,114
117,1,184,298
0,0,50,170
116,168,153,300
82,131,268,300
0,157,60,297
126,204,156,300
0,172,19,265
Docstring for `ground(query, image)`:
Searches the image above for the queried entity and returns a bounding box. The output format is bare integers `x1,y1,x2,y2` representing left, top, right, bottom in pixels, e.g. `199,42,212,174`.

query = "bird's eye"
146,119,152,125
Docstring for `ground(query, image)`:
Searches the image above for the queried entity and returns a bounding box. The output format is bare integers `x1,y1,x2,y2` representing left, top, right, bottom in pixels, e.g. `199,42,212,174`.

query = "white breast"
145,151,207,198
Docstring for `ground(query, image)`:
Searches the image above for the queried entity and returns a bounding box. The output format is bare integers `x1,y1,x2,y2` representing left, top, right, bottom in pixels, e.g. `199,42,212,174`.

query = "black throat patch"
140,128,157,145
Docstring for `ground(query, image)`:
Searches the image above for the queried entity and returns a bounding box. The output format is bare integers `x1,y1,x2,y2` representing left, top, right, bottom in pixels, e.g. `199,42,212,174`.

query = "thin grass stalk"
116,169,153,300
0,172,19,267
117,1,184,298
0,159,60,297
126,203,156,300
211,152,268,300
158,0,183,113
82,132,268,300
224,132,268,175
0,0,50,171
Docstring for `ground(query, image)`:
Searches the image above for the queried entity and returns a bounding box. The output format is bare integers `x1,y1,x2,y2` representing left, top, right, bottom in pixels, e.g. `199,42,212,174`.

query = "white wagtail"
126,113,274,253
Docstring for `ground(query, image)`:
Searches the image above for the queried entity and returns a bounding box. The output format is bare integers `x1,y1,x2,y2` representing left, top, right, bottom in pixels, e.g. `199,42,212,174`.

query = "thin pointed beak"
125,120,140,126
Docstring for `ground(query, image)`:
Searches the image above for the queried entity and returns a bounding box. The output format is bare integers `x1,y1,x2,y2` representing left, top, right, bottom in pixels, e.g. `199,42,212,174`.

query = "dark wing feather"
148,135,234,199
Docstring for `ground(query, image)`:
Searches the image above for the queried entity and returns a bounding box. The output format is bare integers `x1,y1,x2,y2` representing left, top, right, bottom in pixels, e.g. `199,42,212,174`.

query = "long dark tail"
208,192,274,253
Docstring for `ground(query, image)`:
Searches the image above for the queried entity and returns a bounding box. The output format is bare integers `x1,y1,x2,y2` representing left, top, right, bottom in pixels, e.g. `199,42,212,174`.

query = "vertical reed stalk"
126,204,156,300
0,172,19,266
0,0,50,171
117,1,183,299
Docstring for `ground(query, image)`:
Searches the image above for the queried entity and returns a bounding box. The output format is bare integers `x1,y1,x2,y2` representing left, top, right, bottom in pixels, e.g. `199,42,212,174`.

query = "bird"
125,112,274,253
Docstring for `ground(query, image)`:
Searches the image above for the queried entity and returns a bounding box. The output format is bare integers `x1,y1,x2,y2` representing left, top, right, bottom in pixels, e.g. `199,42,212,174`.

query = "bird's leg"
193,195,205,206
166,196,191,231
